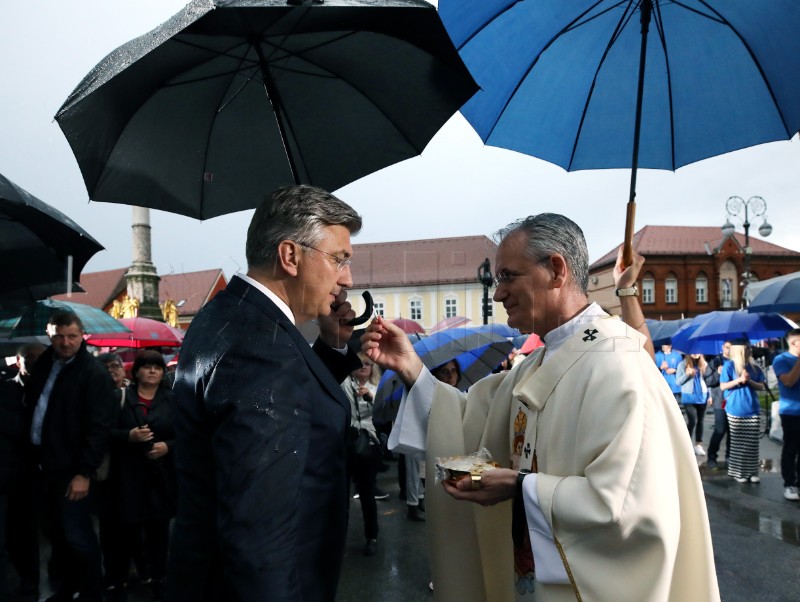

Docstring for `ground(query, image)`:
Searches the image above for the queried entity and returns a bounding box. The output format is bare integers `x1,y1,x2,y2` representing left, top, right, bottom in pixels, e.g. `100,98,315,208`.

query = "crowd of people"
14,183,800,601
0,313,176,602
655,330,800,502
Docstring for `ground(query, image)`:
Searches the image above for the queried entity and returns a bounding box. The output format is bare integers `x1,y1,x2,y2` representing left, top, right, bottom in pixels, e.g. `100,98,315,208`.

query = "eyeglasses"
493,256,551,286
298,242,352,271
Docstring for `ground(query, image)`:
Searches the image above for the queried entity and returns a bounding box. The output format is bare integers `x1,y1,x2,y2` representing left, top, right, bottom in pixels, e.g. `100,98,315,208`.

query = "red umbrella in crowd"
85,317,184,349
390,318,425,335
428,316,471,334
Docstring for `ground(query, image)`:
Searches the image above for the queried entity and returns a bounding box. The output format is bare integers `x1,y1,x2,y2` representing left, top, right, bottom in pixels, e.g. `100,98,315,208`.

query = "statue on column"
162,299,179,327
120,295,140,318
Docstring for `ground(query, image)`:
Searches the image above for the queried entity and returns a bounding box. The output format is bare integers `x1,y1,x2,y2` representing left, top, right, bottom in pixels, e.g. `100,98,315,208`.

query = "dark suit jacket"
167,276,361,602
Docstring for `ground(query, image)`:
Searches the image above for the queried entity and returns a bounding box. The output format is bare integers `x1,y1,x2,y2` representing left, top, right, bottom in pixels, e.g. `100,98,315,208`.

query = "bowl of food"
435,454,500,484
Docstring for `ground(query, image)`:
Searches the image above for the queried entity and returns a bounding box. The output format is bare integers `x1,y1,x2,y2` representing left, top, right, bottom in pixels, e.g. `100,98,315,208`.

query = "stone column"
125,206,162,320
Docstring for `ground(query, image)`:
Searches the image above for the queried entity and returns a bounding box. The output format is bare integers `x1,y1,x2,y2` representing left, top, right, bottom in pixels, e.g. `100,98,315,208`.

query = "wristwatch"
517,469,532,496
615,285,639,297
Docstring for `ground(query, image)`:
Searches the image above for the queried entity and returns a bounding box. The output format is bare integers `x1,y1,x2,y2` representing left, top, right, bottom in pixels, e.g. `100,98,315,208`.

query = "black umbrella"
55,0,477,220
0,172,102,304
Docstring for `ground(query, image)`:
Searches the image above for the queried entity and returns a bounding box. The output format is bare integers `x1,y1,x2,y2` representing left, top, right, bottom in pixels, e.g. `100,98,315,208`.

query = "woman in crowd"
677,353,711,456
720,343,766,483
110,350,176,600
342,352,383,556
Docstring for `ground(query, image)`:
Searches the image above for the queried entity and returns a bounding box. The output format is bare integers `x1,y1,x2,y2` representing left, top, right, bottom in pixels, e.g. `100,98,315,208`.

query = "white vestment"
392,315,720,602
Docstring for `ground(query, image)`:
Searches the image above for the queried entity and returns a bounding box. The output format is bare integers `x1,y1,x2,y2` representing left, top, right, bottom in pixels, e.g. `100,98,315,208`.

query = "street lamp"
477,257,493,325
721,195,772,307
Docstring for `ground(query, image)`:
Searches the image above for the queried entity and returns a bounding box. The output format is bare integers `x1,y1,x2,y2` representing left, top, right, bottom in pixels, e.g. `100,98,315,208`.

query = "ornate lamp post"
721,196,772,307
477,257,493,325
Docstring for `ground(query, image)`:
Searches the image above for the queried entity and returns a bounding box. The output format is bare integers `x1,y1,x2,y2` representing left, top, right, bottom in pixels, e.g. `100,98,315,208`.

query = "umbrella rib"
650,2,677,170
692,0,793,136
566,1,637,171
482,0,612,148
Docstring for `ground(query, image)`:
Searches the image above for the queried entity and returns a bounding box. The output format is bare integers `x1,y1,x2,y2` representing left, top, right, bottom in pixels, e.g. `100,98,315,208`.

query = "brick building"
588,226,800,319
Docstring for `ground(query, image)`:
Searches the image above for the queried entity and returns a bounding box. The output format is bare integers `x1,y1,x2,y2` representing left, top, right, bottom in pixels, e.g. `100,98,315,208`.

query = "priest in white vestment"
363,214,719,602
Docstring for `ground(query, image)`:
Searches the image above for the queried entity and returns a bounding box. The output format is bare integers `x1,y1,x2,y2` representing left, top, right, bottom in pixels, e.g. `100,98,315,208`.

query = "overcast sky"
1,0,798,282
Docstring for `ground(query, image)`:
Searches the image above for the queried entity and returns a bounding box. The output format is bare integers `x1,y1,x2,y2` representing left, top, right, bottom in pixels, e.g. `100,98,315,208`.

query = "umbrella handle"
622,201,636,268
346,291,374,327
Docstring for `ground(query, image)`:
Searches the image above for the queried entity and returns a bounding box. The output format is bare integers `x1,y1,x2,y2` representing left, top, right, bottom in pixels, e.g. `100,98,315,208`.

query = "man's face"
661,344,672,354
295,224,353,324
722,342,732,358
493,231,552,334
47,323,83,360
788,336,800,356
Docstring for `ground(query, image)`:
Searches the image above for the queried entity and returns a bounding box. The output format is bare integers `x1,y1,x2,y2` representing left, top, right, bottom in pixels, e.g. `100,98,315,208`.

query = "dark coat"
24,343,116,479
167,276,361,602
0,376,26,493
109,384,177,522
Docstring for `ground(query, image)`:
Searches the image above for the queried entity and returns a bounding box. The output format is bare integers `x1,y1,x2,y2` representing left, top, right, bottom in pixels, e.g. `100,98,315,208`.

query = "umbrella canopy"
0,172,102,300
390,318,425,334
473,323,520,339
54,0,477,220
747,276,800,314
671,311,796,355
429,315,471,334
518,333,544,355
85,317,185,349
373,326,513,422
646,318,694,347
0,300,131,338
439,0,800,261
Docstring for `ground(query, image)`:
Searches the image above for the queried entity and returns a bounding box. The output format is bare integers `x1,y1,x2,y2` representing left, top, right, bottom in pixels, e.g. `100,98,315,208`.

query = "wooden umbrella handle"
622,201,636,268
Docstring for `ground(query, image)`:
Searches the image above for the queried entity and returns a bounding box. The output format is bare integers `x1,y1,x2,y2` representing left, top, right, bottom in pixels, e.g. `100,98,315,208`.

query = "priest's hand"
442,468,517,507
361,315,423,388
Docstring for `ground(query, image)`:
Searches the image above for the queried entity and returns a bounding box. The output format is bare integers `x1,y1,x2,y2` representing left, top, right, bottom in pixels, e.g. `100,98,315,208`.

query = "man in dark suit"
168,185,363,601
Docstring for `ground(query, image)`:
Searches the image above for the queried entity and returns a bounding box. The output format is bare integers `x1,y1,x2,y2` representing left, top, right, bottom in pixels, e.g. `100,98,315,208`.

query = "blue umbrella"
372,326,513,424
747,276,800,314
671,311,795,354
439,1,800,262
646,318,694,347
472,323,520,339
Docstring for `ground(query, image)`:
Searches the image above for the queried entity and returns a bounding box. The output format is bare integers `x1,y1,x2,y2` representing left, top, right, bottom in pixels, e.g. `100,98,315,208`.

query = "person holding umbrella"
720,342,766,484
364,213,718,601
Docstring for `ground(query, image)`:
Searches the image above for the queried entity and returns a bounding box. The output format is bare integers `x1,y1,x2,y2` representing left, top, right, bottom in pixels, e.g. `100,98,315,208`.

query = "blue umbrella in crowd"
372,326,513,424
671,311,796,355
747,276,800,314
439,0,800,263
646,318,694,347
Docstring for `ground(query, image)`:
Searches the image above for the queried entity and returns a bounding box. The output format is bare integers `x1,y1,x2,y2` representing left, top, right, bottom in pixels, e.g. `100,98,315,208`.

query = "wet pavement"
6,412,800,601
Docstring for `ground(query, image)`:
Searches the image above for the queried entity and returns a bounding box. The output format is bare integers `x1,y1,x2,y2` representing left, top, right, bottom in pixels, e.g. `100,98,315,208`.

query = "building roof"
590,225,800,270
52,268,128,309
53,268,226,316
350,236,497,288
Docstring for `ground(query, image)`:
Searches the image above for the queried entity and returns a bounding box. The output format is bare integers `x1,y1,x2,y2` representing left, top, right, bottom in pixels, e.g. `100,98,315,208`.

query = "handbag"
348,426,373,459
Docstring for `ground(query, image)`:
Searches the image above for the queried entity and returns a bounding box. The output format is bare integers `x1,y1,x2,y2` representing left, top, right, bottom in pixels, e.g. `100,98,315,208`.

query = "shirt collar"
235,273,295,324
542,302,608,362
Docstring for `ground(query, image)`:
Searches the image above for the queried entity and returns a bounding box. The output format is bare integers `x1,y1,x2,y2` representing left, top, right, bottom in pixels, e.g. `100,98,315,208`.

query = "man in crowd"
168,185,363,601
1,343,45,600
363,213,719,601
772,329,800,501
704,340,733,470
26,312,116,602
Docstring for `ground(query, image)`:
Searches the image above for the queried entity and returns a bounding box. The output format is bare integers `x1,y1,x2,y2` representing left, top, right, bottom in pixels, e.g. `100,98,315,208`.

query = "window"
695,274,708,303
642,276,655,304
721,278,733,308
665,274,678,304
444,297,458,318
410,298,422,321
374,301,385,318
